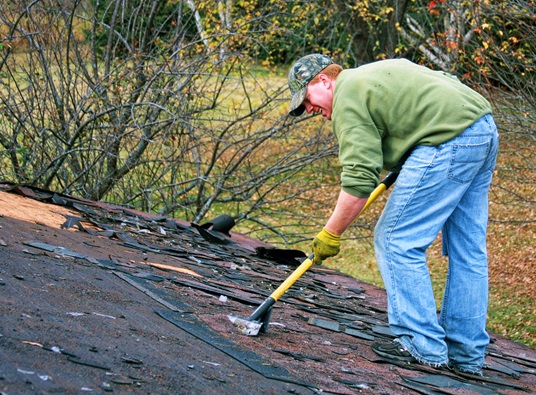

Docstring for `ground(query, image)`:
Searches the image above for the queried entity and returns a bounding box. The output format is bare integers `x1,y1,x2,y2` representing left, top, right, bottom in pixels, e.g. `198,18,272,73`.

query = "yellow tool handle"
271,254,314,301
269,172,398,302
362,183,386,212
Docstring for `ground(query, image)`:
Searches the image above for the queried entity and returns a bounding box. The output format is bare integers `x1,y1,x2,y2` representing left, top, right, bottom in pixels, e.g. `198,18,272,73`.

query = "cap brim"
288,87,306,117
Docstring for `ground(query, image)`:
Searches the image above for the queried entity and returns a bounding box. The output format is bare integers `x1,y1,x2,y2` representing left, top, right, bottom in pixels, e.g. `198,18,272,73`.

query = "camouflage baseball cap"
288,54,333,116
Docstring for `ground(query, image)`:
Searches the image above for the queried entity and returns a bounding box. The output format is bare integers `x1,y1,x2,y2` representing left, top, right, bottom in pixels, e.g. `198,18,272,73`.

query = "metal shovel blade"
227,314,263,336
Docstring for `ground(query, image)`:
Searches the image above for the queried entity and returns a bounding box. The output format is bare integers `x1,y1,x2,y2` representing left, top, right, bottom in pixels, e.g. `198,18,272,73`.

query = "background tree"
0,0,533,243
0,0,340,242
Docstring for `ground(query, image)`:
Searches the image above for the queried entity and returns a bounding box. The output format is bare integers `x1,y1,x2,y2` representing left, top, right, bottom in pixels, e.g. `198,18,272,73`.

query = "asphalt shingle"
1,184,535,394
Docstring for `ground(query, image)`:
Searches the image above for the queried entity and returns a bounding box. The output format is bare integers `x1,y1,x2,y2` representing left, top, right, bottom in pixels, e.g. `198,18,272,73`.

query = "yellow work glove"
312,227,341,264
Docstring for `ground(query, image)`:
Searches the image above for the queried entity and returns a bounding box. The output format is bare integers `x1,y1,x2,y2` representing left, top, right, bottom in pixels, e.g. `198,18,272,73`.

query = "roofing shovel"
228,172,398,336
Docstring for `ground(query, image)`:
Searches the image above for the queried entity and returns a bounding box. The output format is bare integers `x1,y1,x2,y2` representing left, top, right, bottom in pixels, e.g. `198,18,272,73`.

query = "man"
288,54,499,375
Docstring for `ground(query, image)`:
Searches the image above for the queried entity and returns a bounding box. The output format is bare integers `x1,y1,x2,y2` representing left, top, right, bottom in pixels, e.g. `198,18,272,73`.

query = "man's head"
288,54,342,120
288,54,334,117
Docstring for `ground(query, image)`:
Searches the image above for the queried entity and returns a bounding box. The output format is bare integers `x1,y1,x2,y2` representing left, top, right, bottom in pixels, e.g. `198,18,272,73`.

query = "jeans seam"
440,223,451,329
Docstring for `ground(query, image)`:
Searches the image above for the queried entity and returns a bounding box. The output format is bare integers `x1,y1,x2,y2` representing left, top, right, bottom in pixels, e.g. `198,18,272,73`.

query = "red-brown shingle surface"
1,186,535,394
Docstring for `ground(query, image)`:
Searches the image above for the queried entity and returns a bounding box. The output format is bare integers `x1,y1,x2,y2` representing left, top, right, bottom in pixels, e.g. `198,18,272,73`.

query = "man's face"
303,74,334,120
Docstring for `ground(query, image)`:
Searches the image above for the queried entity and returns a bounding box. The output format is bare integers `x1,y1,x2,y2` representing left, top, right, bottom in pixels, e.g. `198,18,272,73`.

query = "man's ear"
318,73,332,88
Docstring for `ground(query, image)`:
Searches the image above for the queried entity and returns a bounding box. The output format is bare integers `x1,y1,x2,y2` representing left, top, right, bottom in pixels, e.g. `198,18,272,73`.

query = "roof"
1,183,535,394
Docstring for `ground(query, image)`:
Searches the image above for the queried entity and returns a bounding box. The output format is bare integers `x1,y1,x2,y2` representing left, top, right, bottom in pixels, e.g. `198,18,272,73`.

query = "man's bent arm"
325,189,368,235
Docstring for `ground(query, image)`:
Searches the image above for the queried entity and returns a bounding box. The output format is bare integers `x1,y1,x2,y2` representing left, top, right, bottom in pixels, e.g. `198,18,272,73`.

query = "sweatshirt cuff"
341,185,372,199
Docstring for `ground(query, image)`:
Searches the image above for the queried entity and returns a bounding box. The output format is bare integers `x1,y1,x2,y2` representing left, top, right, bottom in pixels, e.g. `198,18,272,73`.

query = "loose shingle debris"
255,246,307,266
1,183,535,394
273,349,326,362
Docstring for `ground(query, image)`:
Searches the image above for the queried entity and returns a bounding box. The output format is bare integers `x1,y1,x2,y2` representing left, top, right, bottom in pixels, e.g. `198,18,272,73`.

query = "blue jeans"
374,114,499,372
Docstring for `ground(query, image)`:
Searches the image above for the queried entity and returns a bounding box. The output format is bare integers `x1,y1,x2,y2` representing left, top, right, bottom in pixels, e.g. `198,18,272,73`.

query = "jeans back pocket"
448,141,490,183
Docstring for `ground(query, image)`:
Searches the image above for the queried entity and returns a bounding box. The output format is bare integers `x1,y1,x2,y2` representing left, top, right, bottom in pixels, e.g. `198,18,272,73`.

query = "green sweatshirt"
332,59,492,198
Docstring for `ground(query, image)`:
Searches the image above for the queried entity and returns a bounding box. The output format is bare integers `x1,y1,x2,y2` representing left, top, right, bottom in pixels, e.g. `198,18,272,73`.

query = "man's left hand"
312,227,341,264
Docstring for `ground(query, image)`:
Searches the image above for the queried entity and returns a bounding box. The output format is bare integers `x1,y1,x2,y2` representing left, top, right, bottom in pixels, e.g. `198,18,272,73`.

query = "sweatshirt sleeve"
332,80,384,197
